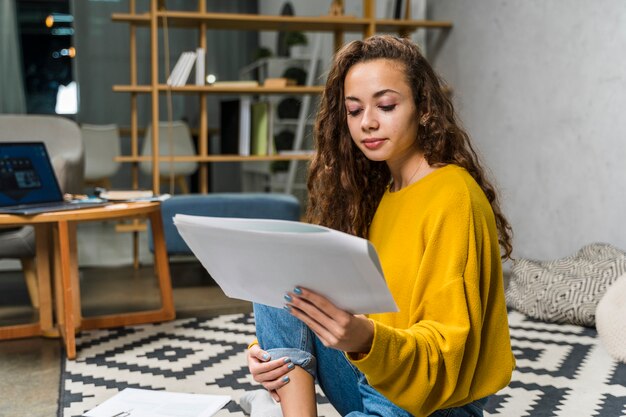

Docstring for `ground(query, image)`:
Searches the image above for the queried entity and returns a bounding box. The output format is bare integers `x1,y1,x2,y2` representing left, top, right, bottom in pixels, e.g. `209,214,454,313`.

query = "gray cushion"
506,243,626,327
0,226,36,259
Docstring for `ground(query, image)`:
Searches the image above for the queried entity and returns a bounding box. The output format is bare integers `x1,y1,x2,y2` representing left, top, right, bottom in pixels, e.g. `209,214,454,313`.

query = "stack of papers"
99,190,171,202
173,215,398,314
99,190,154,201
85,388,230,417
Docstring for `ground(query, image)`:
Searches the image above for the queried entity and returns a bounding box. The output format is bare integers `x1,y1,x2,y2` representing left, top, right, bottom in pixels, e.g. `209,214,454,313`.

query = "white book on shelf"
238,95,252,156
195,47,205,86
167,52,190,86
174,51,197,86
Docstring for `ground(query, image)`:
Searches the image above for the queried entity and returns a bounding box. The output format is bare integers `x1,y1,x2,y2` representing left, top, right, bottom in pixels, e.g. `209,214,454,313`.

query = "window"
17,0,77,115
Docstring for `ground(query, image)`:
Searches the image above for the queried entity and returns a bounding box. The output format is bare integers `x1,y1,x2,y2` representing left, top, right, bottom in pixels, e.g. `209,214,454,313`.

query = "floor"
0,221,252,417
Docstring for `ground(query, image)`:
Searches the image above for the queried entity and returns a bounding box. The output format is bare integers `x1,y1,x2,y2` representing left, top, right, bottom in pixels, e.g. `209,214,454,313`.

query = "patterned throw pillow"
506,243,626,327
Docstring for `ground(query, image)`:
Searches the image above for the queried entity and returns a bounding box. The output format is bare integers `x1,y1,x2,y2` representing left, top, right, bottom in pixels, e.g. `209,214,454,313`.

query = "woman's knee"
254,303,314,350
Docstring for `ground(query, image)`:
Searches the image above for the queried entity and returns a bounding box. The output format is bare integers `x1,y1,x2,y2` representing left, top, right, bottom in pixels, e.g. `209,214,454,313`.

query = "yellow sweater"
349,165,514,416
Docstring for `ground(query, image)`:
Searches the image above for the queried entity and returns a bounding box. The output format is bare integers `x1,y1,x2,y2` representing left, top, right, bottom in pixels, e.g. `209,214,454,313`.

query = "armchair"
0,114,84,333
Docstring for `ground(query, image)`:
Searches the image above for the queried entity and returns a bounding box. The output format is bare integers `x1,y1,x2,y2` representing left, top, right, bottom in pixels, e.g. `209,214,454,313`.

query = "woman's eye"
347,108,362,117
379,104,396,112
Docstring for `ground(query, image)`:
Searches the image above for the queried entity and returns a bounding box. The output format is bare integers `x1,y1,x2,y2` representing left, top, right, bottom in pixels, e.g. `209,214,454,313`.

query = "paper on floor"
84,388,231,417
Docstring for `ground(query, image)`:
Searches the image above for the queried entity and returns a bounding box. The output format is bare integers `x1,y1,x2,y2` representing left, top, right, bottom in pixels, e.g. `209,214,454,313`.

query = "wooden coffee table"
0,202,175,359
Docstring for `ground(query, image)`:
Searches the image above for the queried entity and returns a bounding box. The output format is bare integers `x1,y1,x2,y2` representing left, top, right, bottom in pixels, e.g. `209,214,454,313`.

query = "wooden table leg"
68,222,82,325
34,224,53,335
133,229,140,270
54,220,77,360
149,209,175,320
52,226,64,340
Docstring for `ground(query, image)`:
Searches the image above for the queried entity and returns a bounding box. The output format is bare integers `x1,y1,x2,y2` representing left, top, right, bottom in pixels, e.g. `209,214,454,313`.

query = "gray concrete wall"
429,0,626,262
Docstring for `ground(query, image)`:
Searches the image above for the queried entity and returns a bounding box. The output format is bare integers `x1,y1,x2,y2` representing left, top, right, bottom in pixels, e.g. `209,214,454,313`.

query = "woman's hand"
247,343,294,402
284,287,374,354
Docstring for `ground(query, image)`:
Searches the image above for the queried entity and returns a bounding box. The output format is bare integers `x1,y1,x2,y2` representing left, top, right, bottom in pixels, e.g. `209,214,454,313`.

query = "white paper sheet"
173,215,398,314
84,388,230,417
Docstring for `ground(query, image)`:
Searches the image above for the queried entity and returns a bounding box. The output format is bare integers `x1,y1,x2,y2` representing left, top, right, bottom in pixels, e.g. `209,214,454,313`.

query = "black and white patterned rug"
485,310,625,417
58,313,339,417
59,311,626,417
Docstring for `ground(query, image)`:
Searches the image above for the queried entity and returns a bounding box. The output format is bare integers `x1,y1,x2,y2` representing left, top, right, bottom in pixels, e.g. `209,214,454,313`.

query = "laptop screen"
0,142,63,207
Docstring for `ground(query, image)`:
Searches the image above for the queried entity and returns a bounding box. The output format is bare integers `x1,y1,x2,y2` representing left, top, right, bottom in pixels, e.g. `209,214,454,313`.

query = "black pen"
110,410,131,417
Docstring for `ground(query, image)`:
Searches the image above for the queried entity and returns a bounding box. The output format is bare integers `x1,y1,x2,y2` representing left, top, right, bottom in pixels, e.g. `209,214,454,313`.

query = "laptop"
0,141,109,215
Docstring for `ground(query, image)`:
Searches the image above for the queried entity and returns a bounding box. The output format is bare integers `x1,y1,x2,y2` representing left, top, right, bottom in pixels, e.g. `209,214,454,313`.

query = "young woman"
246,35,515,417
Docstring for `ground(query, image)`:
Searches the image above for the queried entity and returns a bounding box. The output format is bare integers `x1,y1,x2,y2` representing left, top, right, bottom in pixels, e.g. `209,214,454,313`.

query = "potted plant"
285,31,308,58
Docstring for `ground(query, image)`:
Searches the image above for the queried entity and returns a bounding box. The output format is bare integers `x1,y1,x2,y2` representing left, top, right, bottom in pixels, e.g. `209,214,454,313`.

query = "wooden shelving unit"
112,0,452,194
115,153,312,163
112,85,325,95
111,10,451,34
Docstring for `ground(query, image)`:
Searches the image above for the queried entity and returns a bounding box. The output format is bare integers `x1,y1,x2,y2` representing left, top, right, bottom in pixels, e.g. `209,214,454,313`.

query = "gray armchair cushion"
51,155,71,194
0,114,84,193
0,226,35,258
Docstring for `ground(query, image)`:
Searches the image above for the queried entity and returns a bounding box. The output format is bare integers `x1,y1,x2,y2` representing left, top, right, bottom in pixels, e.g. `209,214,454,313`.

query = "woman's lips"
362,138,387,150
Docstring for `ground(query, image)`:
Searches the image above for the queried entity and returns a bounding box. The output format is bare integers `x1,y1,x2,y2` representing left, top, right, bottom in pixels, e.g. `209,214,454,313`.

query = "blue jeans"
254,303,487,417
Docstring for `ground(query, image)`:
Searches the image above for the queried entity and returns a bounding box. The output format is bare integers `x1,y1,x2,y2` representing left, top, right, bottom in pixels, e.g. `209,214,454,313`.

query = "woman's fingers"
249,355,293,379
254,359,293,392
285,287,374,353
249,344,271,362
254,358,294,381
247,345,295,390
286,288,348,338
288,287,341,317
260,372,292,392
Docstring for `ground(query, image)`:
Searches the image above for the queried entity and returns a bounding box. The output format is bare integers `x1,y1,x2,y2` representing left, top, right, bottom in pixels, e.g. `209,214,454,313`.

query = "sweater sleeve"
349,186,485,416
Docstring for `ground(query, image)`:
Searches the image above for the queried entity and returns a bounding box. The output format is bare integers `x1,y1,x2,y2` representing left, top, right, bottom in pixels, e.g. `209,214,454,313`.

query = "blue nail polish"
294,287,302,295
283,357,292,363
284,294,292,302
283,305,291,311
262,353,270,360
287,362,295,369
282,376,290,383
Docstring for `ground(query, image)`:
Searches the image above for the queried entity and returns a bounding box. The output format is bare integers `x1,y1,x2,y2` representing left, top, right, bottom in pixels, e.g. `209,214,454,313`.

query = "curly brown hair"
305,35,513,259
